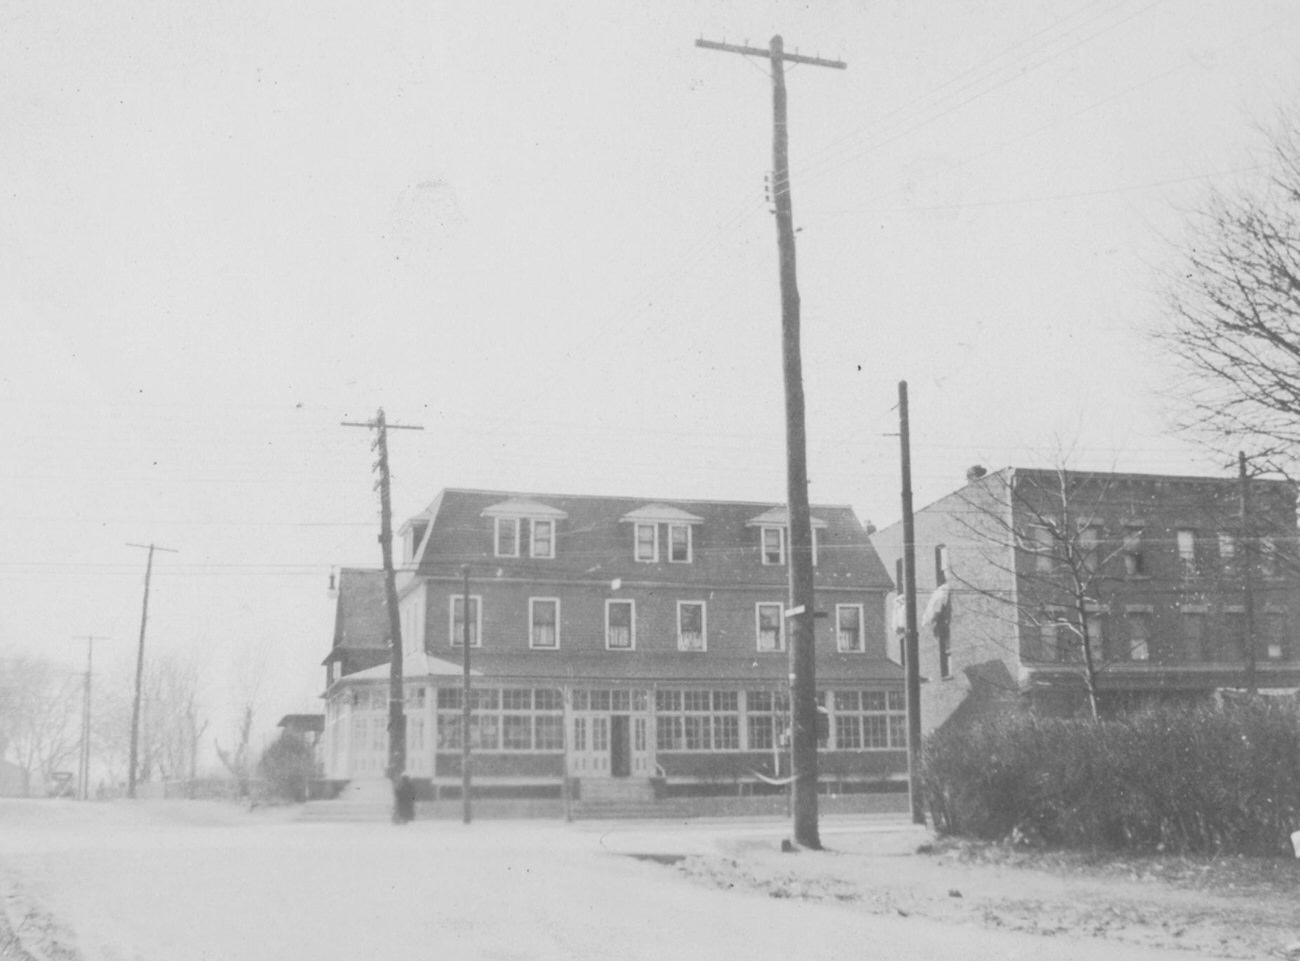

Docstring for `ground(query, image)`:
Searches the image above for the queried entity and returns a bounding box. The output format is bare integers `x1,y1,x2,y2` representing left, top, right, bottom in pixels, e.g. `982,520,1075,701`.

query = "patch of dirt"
672,835,1300,959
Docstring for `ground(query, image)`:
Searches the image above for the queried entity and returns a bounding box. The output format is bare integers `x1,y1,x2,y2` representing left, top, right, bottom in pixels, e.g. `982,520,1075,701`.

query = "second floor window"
678,601,706,651
1123,527,1145,576
450,595,481,647
837,604,864,653
606,600,635,650
756,603,784,652
530,598,559,649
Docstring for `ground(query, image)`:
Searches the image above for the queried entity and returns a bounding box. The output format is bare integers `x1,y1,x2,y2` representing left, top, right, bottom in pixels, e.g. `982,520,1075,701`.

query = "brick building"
871,468,1300,732
320,489,906,798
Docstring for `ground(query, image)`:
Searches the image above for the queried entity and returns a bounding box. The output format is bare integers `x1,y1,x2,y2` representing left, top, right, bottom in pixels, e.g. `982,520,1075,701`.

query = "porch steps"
571,777,692,820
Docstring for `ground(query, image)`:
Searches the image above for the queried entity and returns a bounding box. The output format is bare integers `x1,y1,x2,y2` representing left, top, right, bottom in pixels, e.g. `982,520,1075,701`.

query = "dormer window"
495,517,520,557
635,523,658,562
761,526,785,565
482,498,568,560
747,508,827,567
621,504,703,564
668,523,692,563
531,519,555,559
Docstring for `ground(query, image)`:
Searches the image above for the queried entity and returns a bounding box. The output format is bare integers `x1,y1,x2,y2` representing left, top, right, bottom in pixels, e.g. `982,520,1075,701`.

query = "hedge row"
922,701,1300,855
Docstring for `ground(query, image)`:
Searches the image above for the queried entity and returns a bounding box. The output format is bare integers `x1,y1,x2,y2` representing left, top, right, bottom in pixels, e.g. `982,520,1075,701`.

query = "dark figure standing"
394,775,416,824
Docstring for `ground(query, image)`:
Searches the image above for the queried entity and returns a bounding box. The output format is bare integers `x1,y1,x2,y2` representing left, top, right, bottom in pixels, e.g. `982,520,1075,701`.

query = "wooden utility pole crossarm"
697,33,846,851
342,409,423,821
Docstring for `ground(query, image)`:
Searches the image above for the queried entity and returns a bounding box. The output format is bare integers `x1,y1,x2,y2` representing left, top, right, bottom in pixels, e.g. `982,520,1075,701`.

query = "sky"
4,0,1300,750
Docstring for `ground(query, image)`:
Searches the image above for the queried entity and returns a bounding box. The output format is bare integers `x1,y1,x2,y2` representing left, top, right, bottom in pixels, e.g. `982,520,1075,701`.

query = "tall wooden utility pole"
897,382,925,824
460,564,473,825
126,542,176,798
343,409,424,814
73,635,107,801
1238,451,1258,695
697,34,846,850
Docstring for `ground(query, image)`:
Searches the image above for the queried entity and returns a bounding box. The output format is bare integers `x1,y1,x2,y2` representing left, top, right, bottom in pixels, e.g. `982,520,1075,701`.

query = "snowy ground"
0,800,1287,961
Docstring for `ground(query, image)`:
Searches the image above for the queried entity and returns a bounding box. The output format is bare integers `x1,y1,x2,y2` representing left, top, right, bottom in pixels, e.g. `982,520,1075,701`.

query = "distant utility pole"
343,409,424,811
72,635,107,801
897,382,925,824
126,542,177,799
1238,451,1257,695
697,34,846,851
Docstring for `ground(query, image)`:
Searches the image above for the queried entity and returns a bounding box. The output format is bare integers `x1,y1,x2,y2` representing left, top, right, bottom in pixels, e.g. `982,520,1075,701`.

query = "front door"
610,714,631,778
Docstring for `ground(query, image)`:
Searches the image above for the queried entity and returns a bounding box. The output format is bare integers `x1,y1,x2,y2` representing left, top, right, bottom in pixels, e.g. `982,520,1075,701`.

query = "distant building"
320,489,906,799
871,468,1300,732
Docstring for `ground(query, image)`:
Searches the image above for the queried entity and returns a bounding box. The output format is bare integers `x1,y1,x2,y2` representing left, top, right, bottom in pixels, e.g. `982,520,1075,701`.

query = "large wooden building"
320,489,906,798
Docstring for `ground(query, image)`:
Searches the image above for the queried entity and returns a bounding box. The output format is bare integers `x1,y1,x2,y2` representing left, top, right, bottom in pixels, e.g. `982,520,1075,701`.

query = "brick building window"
606,600,635,650
450,596,481,647
756,603,784,652
529,598,559,649
1177,529,1198,574
836,604,864,652
677,601,706,651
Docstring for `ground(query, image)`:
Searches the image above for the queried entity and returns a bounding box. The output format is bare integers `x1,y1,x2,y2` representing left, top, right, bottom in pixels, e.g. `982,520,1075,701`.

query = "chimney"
966,465,988,482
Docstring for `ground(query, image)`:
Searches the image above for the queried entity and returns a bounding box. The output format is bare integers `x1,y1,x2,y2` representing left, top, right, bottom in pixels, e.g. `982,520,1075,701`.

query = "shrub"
922,700,1300,855
257,732,317,803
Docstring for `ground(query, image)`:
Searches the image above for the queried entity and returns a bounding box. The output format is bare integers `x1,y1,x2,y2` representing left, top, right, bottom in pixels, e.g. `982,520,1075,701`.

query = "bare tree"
94,650,208,793
1157,108,1300,473
0,653,81,794
215,641,265,799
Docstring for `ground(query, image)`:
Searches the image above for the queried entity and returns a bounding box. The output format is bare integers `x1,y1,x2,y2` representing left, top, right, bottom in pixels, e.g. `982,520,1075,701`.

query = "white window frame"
449,595,482,648
634,523,659,563
605,599,636,651
530,518,555,559
668,523,692,563
676,601,707,652
761,526,785,565
494,517,520,558
755,602,785,652
836,603,865,653
529,597,560,650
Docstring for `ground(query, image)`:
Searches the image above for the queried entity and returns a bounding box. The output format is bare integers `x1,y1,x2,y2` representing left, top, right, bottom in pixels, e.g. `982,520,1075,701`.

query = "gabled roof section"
619,504,705,524
746,507,829,528
480,498,569,519
331,568,389,652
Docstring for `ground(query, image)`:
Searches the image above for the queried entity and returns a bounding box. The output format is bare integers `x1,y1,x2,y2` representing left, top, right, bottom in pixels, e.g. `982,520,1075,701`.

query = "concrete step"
571,800,693,820
579,778,655,803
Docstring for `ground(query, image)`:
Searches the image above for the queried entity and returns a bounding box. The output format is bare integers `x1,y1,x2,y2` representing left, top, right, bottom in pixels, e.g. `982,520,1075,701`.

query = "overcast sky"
4,0,1299,747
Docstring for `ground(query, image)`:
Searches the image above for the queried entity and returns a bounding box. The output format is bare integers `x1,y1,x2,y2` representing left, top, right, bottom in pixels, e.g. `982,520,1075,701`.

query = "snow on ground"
0,800,1262,961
